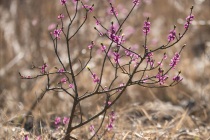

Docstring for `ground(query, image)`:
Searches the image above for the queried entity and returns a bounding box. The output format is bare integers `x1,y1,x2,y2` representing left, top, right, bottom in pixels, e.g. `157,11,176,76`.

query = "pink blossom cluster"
54,116,70,127
24,135,28,140
89,125,95,136
60,76,74,88
101,44,106,52
60,77,67,84
58,13,64,19
54,117,61,125
143,20,150,35
113,52,120,63
184,15,194,29
125,49,132,56
88,41,95,49
69,83,74,88
41,63,48,74
60,0,67,5
168,30,176,42
107,111,116,131
146,52,155,68
96,19,100,25
117,83,124,92
170,52,180,69
133,0,140,5
110,7,118,16
173,75,182,82
108,25,125,46
156,68,168,85
131,53,140,67
92,73,100,83
111,34,125,46
58,68,65,74
83,5,94,12
53,28,62,39
125,48,140,67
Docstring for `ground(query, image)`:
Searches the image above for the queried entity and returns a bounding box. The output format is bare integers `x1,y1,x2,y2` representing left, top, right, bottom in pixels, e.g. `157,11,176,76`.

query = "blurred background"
0,0,210,139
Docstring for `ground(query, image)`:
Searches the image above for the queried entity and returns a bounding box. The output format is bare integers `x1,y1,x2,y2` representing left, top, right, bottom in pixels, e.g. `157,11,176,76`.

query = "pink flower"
88,41,94,49
163,53,167,59
108,24,117,42
58,13,64,19
156,68,168,85
58,68,65,74
124,45,138,57
170,52,180,69
168,30,176,42
186,15,194,23
107,111,116,131
113,52,120,63
60,77,67,84
117,83,124,92
89,125,95,136
83,5,94,12
125,49,132,56
101,44,106,51
41,63,48,74
55,117,61,125
108,24,125,46
109,24,117,34
146,52,154,68
96,19,100,25
143,20,150,35
53,28,62,39
69,83,74,88
92,73,100,83
157,61,163,67
24,135,29,140
131,53,139,61
133,0,140,5
184,23,190,29
184,15,194,29
107,123,113,131
173,75,183,82
60,0,67,5
63,117,69,125
110,7,118,16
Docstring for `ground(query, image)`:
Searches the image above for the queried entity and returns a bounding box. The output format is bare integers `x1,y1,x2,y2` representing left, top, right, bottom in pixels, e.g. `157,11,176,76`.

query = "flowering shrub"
19,0,194,139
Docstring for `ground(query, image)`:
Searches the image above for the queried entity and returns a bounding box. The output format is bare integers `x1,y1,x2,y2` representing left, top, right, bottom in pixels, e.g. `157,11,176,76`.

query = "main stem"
64,23,79,139
65,100,78,140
